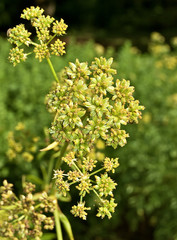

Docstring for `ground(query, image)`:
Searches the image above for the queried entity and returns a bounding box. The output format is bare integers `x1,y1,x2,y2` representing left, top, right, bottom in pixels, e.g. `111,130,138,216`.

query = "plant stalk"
55,141,69,170
46,57,59,83
54,204,63,240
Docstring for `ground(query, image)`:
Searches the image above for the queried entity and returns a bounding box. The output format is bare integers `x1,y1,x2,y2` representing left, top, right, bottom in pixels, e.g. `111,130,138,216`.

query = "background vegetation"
1,0,177,239
1,33,177,239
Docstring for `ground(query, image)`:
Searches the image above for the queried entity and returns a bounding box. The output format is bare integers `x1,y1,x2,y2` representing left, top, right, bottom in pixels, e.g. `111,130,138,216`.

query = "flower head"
52,19,68,35
21,6,44,20
71,202,91,220
8,47,27,66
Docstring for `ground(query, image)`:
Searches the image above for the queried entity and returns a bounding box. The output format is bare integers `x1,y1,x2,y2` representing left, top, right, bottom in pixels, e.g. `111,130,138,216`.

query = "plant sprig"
2,5,145,240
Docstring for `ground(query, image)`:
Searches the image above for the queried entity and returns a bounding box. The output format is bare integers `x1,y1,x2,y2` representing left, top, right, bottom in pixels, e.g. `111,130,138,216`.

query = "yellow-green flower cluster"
0,180,55,239
49,56,144,219
34,43,50,62
9,47,27,66
50,39,66,56
53,153,119,219
94,173,117,197
52,19,68,35
47,57,144,151
53,170,70,197
21,6,44,20
71,202,91,220
97,198,117,219
8,6,68,66
8,24,32,47
104,157,119,173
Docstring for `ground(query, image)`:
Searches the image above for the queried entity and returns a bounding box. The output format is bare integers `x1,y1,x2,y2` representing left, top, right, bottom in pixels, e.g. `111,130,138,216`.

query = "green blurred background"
1,1,177,240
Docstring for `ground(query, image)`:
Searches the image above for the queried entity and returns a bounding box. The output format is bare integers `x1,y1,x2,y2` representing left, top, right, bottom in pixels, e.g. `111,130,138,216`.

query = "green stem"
54,205,63,240
47,155,56,184
12,214,25,223
55,141,69,170
47,33,57,45
46,57,59,83
89,167,104,177
92,188,104,204
30,41,39,47
72,162,83,175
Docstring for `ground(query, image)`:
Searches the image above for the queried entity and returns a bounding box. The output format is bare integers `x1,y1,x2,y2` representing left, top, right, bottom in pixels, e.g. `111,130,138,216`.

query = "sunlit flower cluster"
8,6,68,66
47,57,144,151
49,57,144,219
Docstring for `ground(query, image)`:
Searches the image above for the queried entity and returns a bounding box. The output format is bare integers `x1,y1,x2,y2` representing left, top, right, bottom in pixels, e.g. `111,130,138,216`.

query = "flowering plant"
0,6,144,240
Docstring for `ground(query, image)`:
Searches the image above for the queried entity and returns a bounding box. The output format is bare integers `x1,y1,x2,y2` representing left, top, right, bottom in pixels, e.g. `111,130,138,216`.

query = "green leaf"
41,233,56,240
25,174,43,185
60,213,74,240
56,192,71,202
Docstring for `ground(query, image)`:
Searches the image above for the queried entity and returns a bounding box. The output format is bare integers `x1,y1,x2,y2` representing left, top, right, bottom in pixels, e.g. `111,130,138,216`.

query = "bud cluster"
6,122,40,163
8,6,68,66
0,180,56,239
53,154,119,220
48,57,144,219
47,57,144,152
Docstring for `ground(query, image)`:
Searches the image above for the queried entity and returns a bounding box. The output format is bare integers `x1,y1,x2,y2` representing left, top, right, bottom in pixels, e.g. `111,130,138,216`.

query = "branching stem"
46,57,59,83
55,141,69,170
89,167,105,177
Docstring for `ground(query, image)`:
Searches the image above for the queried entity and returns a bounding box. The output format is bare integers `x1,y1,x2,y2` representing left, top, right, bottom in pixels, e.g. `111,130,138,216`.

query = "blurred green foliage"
0,38,99,178
113,38,177,239
1,34,177,239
